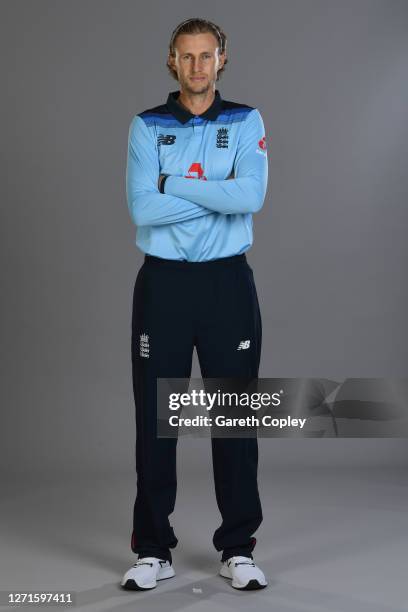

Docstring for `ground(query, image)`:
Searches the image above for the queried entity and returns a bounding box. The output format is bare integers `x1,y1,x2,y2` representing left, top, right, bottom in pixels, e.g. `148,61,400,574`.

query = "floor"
1,465,407,611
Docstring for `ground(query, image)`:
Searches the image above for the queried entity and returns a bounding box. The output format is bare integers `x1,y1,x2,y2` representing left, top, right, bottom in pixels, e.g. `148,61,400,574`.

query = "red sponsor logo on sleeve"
258,136,267,151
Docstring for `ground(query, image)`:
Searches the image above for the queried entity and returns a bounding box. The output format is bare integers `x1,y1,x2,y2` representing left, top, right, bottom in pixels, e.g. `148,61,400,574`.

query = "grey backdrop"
1,0,407,478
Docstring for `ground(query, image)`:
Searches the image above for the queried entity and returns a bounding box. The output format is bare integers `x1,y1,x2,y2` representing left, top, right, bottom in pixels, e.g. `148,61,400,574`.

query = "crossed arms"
126,109,268,227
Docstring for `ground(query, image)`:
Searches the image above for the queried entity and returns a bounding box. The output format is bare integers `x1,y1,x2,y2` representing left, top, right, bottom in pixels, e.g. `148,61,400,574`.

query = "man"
121,17,268,591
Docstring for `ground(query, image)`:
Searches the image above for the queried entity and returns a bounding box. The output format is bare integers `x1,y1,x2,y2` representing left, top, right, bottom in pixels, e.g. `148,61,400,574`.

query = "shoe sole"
121,567,176,591
219,569,267,590
232,578,267,590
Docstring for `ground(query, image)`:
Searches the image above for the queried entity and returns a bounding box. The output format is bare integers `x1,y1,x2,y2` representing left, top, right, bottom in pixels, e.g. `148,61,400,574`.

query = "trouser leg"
130,260,194,563
194,258,263,562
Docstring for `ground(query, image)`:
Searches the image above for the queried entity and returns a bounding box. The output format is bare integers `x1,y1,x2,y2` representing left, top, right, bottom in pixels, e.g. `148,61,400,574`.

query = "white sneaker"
121,556,175,590
220,555,267,590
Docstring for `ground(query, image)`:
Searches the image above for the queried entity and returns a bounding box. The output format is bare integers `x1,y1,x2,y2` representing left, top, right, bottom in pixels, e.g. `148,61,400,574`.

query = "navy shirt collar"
166,89,223,124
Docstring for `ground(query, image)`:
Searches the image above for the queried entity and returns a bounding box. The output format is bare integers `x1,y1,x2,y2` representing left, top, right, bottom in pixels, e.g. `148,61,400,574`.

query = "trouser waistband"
144,253,247,268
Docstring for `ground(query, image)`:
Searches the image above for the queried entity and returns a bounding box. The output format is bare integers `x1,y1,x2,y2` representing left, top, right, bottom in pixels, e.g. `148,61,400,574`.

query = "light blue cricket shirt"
126,89,268,262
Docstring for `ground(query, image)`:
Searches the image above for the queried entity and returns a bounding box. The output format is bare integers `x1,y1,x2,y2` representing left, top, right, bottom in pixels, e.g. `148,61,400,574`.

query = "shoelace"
227,559,256,567
235,561,255,567
133,561,153,567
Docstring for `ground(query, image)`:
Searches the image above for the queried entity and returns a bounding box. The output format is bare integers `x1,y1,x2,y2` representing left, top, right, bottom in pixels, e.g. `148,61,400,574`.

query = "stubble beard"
180,74,215,97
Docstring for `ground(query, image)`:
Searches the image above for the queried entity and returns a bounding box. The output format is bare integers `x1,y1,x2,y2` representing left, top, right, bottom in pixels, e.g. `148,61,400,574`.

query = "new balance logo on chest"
157,134,176,146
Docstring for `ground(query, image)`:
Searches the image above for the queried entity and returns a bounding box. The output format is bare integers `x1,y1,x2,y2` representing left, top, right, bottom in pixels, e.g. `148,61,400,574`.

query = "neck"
177,88,216,116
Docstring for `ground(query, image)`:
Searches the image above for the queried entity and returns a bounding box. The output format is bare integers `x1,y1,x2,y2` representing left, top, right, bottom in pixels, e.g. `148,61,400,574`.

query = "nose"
192,57,204,72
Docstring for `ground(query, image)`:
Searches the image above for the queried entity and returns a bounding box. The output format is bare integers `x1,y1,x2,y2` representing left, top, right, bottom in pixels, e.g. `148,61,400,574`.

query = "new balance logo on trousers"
130,253,263,570
237,339,251,350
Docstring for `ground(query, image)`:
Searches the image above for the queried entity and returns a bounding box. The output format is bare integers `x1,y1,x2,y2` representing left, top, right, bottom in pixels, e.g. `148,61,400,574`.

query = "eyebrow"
180,51,213,55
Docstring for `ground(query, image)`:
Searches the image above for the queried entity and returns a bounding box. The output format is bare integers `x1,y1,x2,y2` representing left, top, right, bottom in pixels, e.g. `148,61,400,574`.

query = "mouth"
190,76,206,81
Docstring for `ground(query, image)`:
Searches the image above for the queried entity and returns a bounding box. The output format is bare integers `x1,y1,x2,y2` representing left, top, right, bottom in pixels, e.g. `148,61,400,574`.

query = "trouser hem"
220,537,257,562
133,548,173,563
131,532,174,563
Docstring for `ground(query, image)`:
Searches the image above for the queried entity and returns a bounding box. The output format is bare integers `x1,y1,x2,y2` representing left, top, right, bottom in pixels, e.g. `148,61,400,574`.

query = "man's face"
168,32,225,95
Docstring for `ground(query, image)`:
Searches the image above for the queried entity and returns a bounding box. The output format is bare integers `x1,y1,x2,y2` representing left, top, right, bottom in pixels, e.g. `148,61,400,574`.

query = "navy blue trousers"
130,253,263,563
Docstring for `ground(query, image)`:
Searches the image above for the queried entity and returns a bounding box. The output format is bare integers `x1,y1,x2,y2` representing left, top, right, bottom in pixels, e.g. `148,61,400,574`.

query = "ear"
219,52,226,69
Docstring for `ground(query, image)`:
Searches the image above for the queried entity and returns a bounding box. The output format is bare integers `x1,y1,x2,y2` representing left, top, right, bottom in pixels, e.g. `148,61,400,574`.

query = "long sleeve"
163,108,268,215
126,115,215,227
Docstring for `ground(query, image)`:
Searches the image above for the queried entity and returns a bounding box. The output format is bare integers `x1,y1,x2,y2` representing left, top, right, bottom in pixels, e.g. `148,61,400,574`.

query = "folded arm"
126,115,215,227
162,108,268,215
